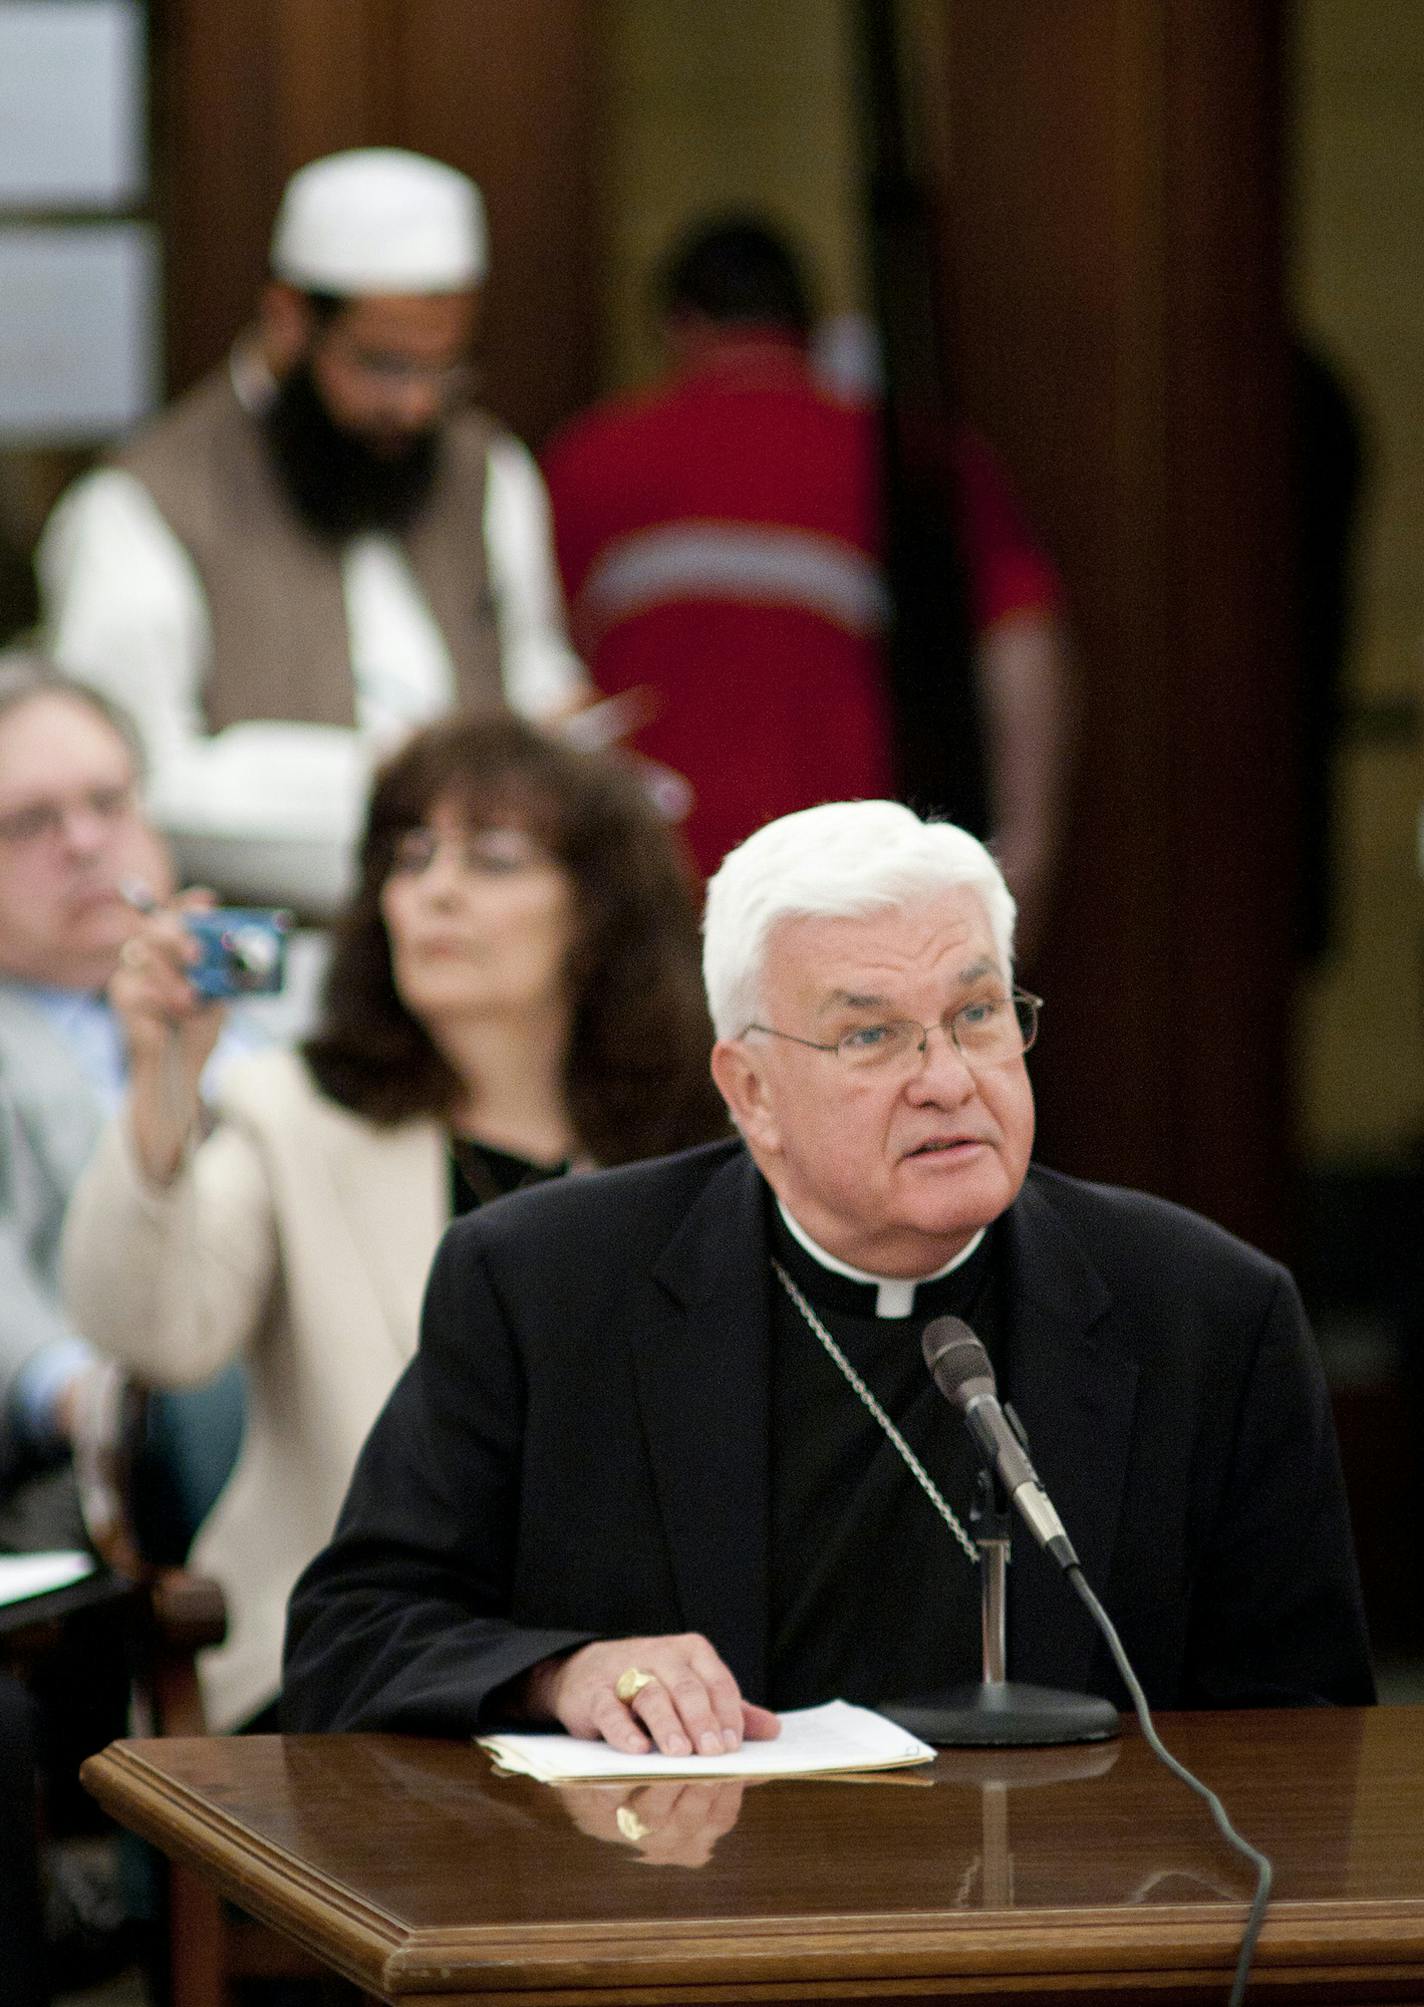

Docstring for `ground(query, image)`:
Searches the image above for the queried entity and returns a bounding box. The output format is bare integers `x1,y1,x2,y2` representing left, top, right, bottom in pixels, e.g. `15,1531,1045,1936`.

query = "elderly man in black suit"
282,800,1373,1750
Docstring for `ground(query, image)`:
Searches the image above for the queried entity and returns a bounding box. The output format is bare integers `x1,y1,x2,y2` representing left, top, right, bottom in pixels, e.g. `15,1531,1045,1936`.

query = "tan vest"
115,365,506,730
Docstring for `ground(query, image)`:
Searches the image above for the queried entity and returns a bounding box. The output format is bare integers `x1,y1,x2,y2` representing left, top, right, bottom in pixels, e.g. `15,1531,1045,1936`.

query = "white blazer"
62,1049,447,1729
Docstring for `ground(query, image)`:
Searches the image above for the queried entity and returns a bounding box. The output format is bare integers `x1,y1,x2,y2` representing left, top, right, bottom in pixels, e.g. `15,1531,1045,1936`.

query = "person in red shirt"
542,218,1072,955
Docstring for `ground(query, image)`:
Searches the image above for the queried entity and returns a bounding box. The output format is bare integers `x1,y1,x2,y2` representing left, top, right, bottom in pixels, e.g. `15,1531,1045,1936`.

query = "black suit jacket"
0,1674,47,2007
282,1142,1373,1732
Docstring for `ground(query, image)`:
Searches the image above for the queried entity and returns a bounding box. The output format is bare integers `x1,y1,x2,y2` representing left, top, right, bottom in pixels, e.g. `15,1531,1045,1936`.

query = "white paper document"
0,1550,95,1609
479,1699,935,1783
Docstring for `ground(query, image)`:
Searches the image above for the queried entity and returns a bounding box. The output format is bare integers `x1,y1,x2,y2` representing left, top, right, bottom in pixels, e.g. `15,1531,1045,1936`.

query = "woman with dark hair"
61,714,726,1731
305,711,722,1164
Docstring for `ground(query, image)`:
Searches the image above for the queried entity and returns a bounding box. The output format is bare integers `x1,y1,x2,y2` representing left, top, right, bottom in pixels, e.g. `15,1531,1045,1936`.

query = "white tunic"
37,362,587,913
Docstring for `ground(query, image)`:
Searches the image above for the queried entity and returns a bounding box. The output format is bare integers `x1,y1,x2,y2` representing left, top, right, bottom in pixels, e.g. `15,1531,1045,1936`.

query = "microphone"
911,1328,1271,1996
921,1317,1079,1572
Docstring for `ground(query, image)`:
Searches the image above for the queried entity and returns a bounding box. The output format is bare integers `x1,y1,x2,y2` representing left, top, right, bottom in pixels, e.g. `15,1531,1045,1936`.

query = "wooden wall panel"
1158,6,1296,1247
273,1,395,163
937,0,1294,1250
151,0,286,393
384,0,603,445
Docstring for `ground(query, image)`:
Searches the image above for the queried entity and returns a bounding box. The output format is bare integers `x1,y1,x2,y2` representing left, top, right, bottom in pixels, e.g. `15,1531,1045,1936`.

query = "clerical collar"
775,1199,986,1320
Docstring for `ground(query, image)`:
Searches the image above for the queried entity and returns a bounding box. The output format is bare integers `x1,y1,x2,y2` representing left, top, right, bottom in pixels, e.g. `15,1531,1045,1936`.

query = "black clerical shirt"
767,1204,1008,1712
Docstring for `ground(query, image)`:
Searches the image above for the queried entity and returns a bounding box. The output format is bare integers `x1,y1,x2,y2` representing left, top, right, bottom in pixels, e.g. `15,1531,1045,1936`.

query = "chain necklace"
772,1259,977,1563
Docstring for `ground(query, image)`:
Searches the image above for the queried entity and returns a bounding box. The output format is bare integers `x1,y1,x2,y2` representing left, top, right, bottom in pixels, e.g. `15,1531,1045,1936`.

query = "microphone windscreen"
921,1316,996,1409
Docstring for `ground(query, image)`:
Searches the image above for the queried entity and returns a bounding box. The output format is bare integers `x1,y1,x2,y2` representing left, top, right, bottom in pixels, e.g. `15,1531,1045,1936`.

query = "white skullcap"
270,148,487,295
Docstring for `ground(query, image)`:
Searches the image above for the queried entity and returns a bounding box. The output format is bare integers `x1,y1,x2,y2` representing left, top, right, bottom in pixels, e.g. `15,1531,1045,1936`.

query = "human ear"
710,1039,781,1153
258,282,317,376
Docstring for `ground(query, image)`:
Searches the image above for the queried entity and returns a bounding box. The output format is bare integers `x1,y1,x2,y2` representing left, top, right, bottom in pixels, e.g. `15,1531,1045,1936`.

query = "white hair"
702,800,1017,1039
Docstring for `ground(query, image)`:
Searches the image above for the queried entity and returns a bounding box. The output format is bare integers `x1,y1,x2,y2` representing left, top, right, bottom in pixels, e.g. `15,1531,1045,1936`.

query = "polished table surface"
84,1707,1424,2004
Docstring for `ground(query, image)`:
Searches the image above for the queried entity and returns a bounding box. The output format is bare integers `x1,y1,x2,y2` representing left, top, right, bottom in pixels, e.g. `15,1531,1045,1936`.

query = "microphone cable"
789,1286,1273,2001
921,1314,1274,2002
1067,1565,1273,2007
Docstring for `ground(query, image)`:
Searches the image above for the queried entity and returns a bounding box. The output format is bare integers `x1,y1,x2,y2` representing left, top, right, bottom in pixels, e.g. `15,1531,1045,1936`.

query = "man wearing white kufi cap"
272,148,488,295
37,149,590,916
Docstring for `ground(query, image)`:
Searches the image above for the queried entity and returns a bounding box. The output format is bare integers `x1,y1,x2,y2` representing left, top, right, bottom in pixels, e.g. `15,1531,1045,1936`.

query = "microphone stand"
882,1470,1119,1746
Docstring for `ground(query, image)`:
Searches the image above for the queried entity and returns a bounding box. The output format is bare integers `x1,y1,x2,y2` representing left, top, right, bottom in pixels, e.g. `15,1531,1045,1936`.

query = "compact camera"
185,908,292,999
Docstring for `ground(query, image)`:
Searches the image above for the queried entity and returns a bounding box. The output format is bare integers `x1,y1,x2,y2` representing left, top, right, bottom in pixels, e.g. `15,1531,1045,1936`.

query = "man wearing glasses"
0,655,253,1554
0,658,170,1549
38,149,588,916
284,798,1373,1747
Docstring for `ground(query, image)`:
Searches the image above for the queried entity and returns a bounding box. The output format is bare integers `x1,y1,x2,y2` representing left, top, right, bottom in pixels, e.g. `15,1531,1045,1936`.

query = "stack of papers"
479,1699,935,1782
0,1550,95,1609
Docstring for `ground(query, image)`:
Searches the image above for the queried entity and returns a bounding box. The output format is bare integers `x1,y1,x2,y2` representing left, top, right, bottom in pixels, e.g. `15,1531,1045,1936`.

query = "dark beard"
263,362,440,539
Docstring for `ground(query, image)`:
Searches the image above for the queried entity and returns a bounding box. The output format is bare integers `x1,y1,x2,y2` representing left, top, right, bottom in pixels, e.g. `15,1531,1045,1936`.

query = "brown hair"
303,711,728,1162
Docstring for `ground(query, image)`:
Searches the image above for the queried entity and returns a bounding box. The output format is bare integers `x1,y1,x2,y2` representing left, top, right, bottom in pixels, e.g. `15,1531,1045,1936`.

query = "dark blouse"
448,1137,569,1218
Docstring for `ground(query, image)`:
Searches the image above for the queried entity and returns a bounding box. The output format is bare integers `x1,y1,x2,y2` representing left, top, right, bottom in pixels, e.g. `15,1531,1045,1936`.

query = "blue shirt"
5,981,264,1450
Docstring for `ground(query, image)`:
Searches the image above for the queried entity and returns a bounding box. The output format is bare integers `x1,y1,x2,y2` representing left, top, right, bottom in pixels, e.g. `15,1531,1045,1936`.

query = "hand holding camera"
111,886,289,1184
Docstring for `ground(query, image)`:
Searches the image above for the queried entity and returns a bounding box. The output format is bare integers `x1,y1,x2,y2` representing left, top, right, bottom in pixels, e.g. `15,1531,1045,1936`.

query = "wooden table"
84,1706,1424,2004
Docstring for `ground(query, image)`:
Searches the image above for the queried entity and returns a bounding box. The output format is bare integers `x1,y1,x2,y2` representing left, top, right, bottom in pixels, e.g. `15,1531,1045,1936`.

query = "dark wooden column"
149,0,600,445
936,0,1295,1252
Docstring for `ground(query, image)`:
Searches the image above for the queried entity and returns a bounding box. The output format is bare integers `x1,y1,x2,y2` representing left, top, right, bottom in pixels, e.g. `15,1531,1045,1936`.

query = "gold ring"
119,939,145,969
615,1807,651,1843
615,1666,656,1704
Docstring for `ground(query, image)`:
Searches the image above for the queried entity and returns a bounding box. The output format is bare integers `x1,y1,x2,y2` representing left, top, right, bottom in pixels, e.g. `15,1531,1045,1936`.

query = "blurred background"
0,0,1420,1673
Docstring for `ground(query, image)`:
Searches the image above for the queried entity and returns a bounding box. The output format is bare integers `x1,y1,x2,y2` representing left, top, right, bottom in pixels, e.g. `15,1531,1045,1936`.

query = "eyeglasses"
387,826,552,879
0,782,139,851
336,346,472,399
743,990,1042,1073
